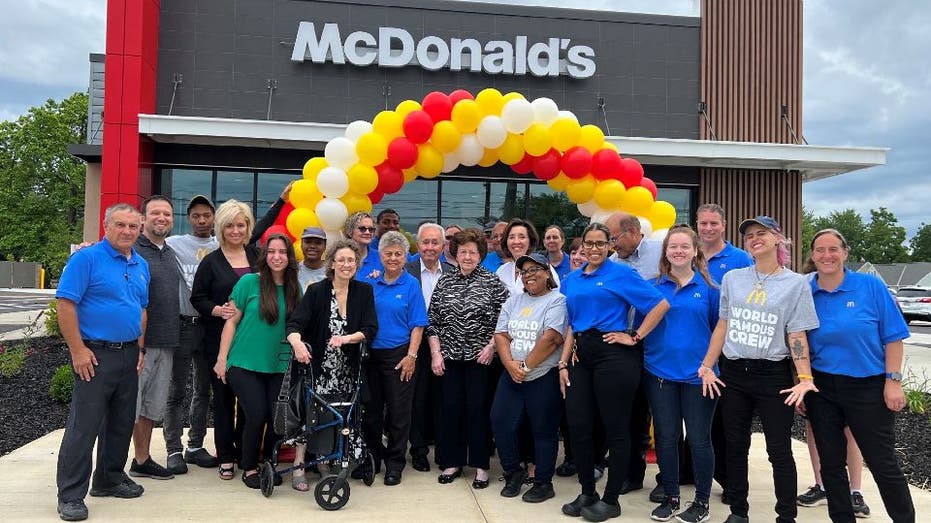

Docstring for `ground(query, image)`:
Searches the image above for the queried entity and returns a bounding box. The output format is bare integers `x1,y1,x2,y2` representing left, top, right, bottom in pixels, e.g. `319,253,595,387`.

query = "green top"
227,273,293,374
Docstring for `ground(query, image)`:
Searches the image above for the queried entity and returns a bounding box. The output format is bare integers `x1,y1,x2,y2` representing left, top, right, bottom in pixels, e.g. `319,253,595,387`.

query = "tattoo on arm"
791,338,807,360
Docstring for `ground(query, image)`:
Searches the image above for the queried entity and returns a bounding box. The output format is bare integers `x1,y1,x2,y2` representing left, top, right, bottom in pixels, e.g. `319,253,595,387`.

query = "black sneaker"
166,452,188,475
57,500,88,521
129,457,174,480
183,447,219,468
651,497,680,521
851,491,871,518
500,468,527,498
89,478,144,498
676,500,710,523
650,483,666,503
522,482,555,503
797,484,827,506
556,459,577,477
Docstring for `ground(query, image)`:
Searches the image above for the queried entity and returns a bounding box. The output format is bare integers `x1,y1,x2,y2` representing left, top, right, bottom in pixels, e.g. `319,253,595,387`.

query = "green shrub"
49,364,74,403
903,367,931,414
44,300,61,337
0,347,26,377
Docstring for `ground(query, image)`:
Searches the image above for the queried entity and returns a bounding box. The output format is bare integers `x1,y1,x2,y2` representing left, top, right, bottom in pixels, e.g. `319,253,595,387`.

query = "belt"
84,340,138,350
180,315,201,325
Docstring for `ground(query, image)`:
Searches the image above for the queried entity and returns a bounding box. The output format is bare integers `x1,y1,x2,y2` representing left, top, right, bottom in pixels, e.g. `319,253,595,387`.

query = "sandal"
292,473,309,492
218,464,235,480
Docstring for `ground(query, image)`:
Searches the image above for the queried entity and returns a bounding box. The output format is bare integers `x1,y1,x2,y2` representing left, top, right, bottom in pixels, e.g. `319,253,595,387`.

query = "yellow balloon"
451,99,482,133
289,179,323,209
622,186,655,216
478,147,499,167
593,179,627,209
372,110,404,139
395,99,422,118
603,142,619,153
430,120,462,153
502,92,526,104
578,125,606,153
547,172,571,192
550,118,582,152
415,144,443,178
342,191,373,214
523,123,552,157
302,157,328,180
285,207,319,239
475,88,504,116
347,163,379,195
402,168,418,183
355,132,388,166
649,200,677,230
293,239,304,262
496,133,525,165
565,175,597,204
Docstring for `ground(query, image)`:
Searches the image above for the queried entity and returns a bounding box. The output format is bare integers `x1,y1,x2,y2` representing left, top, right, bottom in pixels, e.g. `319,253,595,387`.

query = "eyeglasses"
583,240,610,249
356,226,376,233
518,266,547,277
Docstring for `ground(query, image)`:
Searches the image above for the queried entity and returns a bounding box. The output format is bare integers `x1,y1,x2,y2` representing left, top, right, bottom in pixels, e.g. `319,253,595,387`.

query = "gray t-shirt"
719,267,819,361
298,264,326,290
494,290,568,380
166,234,219,316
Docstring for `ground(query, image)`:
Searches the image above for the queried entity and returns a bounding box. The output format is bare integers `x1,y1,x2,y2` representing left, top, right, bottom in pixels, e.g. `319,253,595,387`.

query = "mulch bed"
3,337,931,491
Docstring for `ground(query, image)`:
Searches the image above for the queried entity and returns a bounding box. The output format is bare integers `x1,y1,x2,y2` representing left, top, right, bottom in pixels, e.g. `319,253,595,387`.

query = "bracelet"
631,332,642,343
557,360,568,369
431,350,441,355
796,374,813,380
406,353,417,360
558,367,569,372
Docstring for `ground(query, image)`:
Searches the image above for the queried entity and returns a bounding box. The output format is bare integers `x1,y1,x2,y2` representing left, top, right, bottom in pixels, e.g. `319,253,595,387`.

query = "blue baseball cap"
515,252,550,270
738,215,782,235
301,226,327,240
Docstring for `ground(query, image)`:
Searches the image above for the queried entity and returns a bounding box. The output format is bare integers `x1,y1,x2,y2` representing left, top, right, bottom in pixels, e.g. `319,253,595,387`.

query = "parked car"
896,286,931,324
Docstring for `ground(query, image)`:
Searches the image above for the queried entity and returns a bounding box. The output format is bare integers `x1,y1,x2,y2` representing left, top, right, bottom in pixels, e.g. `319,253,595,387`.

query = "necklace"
753,266,781,291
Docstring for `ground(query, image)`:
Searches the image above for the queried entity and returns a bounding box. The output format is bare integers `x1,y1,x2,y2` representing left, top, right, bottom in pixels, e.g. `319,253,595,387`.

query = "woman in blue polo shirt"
543,225,572,280
642,225,719,523
343,211,383,280
802,229,915,522
558,222,670,522
361,231,429,486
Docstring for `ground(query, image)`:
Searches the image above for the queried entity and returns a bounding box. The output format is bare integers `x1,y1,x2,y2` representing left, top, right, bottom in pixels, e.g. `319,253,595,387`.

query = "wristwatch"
520,361,531,372
885,371,903,382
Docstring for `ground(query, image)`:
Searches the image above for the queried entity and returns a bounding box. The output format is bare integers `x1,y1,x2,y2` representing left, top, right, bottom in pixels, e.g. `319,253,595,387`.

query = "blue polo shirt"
644,274,720,384
356,247,385,281
562,260,664,333
808,269,909,377
482,250,503,273
365,270,429,349
549,251,571,280
56,240,150,342
707,242,753,284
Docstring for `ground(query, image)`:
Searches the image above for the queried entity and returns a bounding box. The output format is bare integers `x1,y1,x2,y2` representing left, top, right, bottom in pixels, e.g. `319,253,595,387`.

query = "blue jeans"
490,368,562,483
644,373,716,503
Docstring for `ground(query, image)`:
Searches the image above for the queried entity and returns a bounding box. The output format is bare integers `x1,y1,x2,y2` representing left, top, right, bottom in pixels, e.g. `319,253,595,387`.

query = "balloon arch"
265,88,678,255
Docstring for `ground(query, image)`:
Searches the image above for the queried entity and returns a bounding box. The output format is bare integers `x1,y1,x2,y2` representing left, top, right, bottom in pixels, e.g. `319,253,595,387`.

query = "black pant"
57,344,139,502
363,345,416,472
226,367,283,472
206,350,239,464
566,331,641,504
164,320,211,455
409,337,440,457
807,371,915,523
720,358,797,523
627,372,650,484
438,359,491,469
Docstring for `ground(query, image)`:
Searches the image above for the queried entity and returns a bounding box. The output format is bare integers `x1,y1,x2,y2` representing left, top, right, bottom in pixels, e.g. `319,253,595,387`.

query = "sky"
1,0,928,237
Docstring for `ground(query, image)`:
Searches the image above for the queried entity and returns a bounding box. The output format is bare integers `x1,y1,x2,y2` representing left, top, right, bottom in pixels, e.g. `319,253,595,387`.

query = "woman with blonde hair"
343,211,383,280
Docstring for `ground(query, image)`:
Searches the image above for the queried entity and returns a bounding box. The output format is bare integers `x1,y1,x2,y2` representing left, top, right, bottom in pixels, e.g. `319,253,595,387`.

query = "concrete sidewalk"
1,429,929,522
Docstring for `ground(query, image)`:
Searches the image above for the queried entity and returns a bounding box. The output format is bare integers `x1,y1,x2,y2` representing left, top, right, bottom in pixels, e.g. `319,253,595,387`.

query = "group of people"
54,189,916,523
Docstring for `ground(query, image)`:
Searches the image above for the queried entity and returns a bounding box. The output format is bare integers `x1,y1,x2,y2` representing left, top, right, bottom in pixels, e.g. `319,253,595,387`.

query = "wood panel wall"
699,0,804,268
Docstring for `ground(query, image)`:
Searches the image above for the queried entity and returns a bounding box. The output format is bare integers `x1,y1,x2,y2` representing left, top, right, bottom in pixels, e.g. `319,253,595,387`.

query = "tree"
811,208,867,262
0,92,87,277
508,191,589,240
910,223,931,262
801,207,816,261
861,207,909,263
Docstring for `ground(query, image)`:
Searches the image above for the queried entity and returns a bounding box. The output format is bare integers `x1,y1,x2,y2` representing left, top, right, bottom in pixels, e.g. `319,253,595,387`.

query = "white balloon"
456,134,484,166
651,228,669,240
316,167,350,198
557,110,578,123
324,137,358,170
577,199,600,217
344,120,373,142
638,217,653,238
531,97,560,125
441,152,459,174
591,210,614,224
476,116,507,149
501,99,535,134
315,198,349,232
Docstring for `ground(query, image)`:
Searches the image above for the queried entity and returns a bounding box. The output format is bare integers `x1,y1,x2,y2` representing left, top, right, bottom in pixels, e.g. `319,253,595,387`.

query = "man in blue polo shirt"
697,203,753,284
56,203,150,522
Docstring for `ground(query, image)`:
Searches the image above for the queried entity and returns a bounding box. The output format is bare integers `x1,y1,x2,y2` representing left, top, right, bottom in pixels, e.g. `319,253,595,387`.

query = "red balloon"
560,146,593,179
375,161,405,194
261,224,292,247
619,157,644,188
273,201,295,227
640,176,657,199
403,110,434,144
511,153,536,175
532,148,562,180
387,137,418,169
369,189,384,205
591,149,622,181
421,91,453,122
449,89,474,104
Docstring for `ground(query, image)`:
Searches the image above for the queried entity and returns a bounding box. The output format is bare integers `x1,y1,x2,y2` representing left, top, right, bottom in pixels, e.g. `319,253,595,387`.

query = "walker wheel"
362,453,376,487
259,461,275,498
314,475,351,511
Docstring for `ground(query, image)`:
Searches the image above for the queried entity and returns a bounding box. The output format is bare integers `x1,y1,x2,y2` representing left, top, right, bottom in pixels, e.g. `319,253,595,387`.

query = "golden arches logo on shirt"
518,306,534,317
194,247,211,262
745,288,767,306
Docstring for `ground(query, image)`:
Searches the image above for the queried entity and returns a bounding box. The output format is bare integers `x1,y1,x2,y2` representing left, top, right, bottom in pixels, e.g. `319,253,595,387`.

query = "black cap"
515,252,550,270
187,195,215,214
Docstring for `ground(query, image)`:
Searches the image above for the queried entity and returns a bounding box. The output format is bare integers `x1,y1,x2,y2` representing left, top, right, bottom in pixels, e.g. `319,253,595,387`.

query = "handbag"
273,357,306,436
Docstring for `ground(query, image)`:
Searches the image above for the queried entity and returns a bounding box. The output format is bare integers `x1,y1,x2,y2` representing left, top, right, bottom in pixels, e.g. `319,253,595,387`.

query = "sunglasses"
356,226,376,233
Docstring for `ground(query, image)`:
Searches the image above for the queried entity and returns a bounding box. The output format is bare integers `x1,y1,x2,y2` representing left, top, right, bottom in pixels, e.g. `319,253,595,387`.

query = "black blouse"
426,267,509,362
